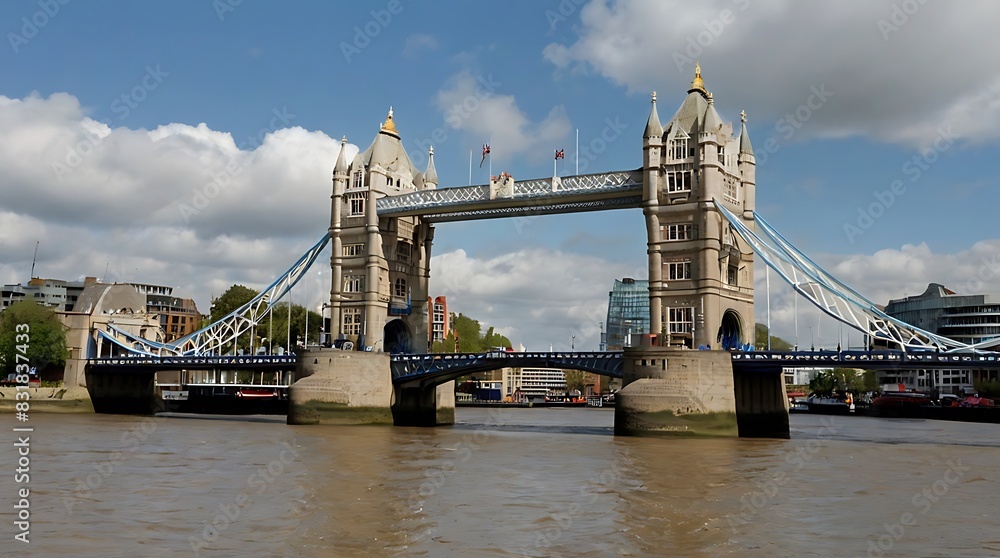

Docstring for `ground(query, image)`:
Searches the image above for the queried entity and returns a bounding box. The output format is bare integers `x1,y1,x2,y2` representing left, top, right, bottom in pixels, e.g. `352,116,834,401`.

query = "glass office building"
605,278,650,350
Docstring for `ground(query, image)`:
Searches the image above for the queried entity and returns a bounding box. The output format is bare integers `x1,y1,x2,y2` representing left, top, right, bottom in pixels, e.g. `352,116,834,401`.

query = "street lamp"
571,335,575,351
809,326,815,352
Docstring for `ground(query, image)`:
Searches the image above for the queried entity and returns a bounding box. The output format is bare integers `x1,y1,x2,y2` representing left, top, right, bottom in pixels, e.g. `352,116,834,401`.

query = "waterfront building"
2,277,90,312
129,283,200,342
605,278,650,350
883,283,1000,394
504,367,567,403
427,295,449,349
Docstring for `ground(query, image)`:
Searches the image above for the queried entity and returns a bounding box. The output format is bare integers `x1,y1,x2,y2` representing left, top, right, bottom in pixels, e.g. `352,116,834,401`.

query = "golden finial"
740,110,747,123
690,62,706,93
381,106,397,133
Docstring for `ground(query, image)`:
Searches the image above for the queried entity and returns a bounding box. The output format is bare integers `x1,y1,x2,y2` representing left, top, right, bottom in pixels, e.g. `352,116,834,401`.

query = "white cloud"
403,33,439,58
0,92,355,312
545,0,1000,148
755,241,1000,348
431,247,645,351
435,70,572,163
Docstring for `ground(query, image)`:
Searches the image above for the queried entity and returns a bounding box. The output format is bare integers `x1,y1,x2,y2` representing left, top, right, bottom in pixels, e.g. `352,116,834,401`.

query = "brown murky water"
4,409,1000,557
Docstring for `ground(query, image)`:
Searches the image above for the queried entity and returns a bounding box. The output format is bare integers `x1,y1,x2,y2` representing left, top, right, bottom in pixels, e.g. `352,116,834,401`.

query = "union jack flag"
554,149,565,160
480,144,491,167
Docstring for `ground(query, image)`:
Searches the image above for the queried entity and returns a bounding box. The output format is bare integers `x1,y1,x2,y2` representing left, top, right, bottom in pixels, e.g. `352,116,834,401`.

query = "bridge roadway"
392,349,1000,387
87,354,297,373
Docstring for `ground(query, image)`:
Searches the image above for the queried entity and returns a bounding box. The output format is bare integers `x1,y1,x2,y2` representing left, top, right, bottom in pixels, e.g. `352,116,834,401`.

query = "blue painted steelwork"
391,351,624,388
731,349,1000,371
713,200,1000,352
95,232,331,357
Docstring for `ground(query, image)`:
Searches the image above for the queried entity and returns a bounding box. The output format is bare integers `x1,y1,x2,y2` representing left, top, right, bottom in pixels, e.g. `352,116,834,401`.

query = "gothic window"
394,278,407,298
667,170,692,193
351,171,363,189
724,177,738,204
669,136,689,160
343,244,364,256
667,261,691,280
344,275,364,293
718,146,726,165
662,224,695,241
668,307,694,333
396,242,411,264
348,192,367,216
342,308,362,335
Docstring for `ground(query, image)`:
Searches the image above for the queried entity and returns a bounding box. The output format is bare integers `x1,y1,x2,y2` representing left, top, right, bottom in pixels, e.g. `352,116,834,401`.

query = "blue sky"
2,1,1000,350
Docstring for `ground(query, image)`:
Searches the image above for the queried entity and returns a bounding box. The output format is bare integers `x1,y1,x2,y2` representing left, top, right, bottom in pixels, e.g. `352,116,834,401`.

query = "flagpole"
488,136,492,178
766,266,771,351
575,129,579,175
469,149,472,185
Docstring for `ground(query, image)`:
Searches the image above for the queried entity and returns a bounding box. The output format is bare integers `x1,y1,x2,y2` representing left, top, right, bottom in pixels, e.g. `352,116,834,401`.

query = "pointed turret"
644,91,663,138
739,110,754,155
334,136,350,177
424,146,438,189
702,92,722,135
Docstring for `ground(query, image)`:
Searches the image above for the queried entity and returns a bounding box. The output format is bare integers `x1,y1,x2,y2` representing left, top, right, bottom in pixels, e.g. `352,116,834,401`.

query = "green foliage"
210,285,321,354
974,379,1000,398
0,301,70,375
754,323,793,350
808,368,874,395
564,370,586,393
431,313,511,354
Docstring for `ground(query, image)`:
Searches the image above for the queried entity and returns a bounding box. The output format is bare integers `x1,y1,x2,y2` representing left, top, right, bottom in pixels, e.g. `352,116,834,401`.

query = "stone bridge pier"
85,368,163,415
288,348,454,426
614,345,789,438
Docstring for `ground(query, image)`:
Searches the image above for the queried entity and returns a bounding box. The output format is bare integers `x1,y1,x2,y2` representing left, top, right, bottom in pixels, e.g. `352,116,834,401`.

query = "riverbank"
0,386,93,413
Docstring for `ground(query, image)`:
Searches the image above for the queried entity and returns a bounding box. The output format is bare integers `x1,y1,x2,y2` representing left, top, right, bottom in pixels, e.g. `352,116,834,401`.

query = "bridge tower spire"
642,65,755,349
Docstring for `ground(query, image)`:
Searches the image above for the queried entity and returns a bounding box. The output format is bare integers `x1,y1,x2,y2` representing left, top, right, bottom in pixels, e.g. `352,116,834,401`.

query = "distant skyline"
3,1,1000,350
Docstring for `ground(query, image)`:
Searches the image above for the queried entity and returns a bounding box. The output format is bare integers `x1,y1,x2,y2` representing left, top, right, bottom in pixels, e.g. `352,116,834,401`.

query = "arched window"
394,278,407,298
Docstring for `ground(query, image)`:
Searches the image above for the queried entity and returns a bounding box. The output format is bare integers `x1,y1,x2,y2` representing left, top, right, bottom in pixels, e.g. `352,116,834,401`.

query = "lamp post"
571,335,575,351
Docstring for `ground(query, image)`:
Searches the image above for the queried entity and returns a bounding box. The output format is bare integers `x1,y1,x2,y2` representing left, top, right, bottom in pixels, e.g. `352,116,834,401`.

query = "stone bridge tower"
642,65,756,350
329,108,437,353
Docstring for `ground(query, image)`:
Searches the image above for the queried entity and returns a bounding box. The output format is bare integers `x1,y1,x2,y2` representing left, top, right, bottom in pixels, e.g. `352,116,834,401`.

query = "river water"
4,408,1000,557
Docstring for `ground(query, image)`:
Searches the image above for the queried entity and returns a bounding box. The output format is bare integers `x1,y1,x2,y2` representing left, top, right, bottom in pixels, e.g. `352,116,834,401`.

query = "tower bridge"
85,65,999,437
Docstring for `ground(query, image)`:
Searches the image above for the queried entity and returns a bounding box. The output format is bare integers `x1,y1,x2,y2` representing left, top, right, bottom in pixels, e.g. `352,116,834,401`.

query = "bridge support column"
733,367,790,439
85,369,162,415
288,349,395,425
615,347,738,436
391,383,455,427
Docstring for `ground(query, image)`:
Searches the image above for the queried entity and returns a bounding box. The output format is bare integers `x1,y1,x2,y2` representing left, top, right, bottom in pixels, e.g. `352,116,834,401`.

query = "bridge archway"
384,319,412,354
718,309,743,350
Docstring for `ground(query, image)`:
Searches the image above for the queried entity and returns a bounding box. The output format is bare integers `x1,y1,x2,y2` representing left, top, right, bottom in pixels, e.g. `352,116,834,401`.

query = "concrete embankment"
0,386,94,413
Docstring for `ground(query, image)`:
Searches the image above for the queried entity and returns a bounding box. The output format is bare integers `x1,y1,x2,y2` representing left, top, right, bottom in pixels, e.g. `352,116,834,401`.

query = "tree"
430,314,512,354
808,370,839,396
755,323,793,350
0,301,70,378
207,285,321,354
564,370,586,393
